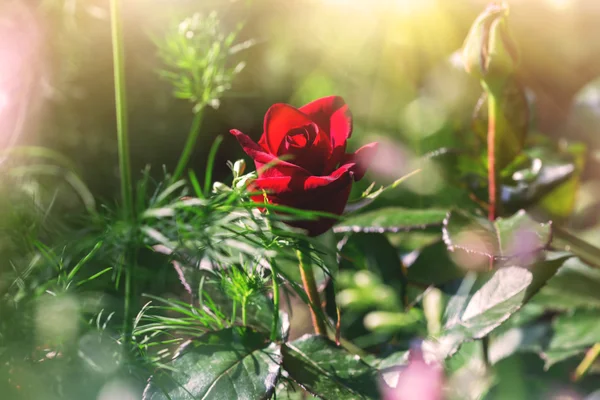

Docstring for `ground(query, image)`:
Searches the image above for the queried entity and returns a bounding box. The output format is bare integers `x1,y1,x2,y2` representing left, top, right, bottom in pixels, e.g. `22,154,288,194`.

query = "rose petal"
230,129,310,178
283,130,332,175
263,103,315,156
251,166,355,236
343,142,379,181
251,163,354,198
300,96,353,166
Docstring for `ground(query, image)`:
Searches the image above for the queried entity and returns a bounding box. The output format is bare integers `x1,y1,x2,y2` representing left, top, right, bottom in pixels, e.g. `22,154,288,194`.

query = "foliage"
2,1,600,399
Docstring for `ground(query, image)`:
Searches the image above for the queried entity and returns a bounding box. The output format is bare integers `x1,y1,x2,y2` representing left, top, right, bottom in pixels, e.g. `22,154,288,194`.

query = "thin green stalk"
270,260,280,341
172,110,204,182
109,0,133,218
241,296,248,326
297,247,327,336
124,254,132,338
231,300,237,326
204,135,224,197
573,343,600,381
110,0,134,343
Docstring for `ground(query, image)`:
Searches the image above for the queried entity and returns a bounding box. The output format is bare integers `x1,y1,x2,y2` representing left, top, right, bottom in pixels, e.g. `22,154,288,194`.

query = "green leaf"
443,210,552,261
547,309,600,352
488,322,551,364
275,381,319,400
282,335,381,399
144,328,281,400
541,348,583,369
339,233,406,289
432,254,569,358
372,351,407,370
449,255,568,337
334,207,448,233
406,241,465,285
530,256,600,310
502,148,577,213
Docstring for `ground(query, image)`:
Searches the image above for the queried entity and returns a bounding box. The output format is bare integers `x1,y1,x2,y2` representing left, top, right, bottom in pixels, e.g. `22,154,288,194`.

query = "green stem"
553,227,600,269
231,300,237,326
109,0,133,218
110,0,134,343
241,296,248,326
123,253,132,339
573,343,600,381
270,260,280,341
297,247,327,336
203,135,224,197
172,110,204,182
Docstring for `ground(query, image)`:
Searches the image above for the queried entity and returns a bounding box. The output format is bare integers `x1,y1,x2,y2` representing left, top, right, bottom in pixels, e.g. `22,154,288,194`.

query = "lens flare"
0,3,41,156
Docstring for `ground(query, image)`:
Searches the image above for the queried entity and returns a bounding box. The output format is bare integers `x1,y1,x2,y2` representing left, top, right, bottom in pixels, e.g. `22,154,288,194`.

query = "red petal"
230,129,310,178
343,142,379,181
251,163,353,195
300,96,353,165
251,165,355,236
263,104,315,156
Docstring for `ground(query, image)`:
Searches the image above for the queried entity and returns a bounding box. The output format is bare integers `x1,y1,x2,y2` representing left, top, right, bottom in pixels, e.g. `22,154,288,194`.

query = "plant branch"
297,247,327,336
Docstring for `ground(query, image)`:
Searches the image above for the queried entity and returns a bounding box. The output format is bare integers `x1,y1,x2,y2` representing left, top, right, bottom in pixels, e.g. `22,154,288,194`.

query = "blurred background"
5,0,600,204
4,0,600,398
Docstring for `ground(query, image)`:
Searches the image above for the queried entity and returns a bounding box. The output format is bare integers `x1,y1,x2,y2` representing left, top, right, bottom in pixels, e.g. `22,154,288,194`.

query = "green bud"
462,2,519,91
233,159,246,177
423,288,443,337
363,309,424,334
353,270,380,288
235,172,256,190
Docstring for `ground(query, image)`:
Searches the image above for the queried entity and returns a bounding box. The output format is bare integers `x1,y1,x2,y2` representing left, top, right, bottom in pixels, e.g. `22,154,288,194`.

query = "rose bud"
231,96,378,236
462,1,519,91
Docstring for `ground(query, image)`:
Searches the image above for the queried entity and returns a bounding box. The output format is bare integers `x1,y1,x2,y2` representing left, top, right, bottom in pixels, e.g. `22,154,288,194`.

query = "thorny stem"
483,90,503,368
487,94,500,222
297,248,327,336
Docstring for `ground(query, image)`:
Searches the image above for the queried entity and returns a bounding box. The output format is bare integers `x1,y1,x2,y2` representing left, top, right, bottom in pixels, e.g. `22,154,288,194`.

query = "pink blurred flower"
381,347,445,400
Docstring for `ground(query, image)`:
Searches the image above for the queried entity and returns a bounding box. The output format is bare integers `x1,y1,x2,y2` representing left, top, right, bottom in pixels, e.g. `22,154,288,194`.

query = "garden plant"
2,0,600,399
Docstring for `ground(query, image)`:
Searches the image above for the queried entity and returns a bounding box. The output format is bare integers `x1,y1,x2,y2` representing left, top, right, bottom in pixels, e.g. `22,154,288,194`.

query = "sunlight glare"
0,3,40,152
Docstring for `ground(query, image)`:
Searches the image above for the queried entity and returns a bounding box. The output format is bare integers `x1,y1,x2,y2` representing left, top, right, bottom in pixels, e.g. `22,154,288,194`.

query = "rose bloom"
231,96,378,236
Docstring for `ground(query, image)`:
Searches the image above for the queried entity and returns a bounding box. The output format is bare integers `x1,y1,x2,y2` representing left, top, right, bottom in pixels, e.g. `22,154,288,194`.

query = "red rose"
230,96,378,236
